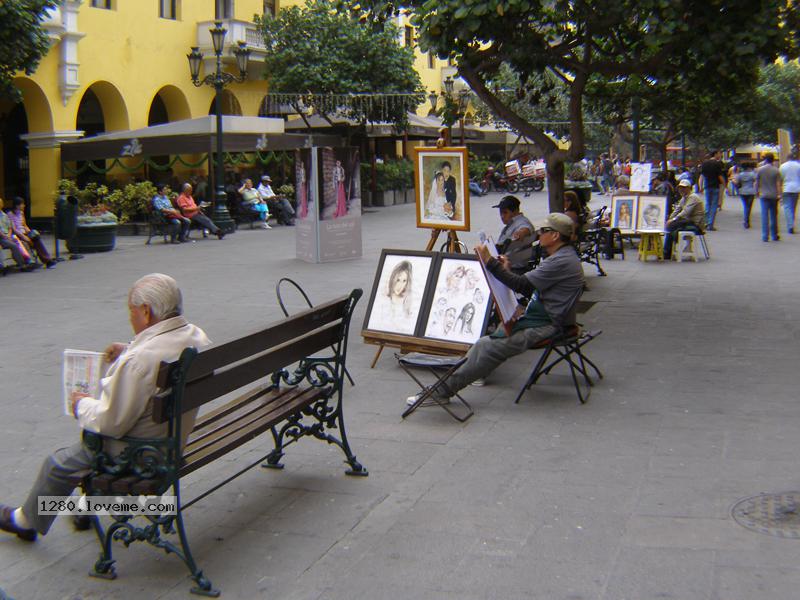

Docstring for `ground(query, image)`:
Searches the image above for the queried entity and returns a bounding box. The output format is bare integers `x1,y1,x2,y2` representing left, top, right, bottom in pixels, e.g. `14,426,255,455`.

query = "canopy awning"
60,116,345,162
283,112,485,140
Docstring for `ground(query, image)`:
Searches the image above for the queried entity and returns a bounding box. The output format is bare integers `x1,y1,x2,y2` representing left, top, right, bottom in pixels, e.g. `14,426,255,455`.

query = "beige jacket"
669,192,706,231
76,316,210,452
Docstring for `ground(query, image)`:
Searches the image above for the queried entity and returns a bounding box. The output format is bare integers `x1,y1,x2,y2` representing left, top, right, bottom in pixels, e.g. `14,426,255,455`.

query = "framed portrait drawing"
363,250,436,337
421,255,492,345
414,147,471,232
635,195,667,232
610,195,638,232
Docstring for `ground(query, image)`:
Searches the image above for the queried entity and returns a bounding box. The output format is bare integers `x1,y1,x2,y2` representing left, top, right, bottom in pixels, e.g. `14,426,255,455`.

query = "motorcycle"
482,165,517,193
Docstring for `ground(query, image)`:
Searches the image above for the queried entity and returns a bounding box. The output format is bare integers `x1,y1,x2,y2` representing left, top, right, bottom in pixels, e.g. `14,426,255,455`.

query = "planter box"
67,223,117,253
372,191,395,207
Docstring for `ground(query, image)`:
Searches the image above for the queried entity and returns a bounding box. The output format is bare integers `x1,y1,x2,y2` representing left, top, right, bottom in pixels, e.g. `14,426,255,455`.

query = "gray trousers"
446,324,559,394
22,442,92,535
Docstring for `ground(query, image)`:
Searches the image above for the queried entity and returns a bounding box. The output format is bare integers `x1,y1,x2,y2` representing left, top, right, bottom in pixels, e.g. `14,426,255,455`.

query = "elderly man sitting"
0,273,210,541
406,213,584,405
663,179,706,260
176,183,224,240
257,175,295,226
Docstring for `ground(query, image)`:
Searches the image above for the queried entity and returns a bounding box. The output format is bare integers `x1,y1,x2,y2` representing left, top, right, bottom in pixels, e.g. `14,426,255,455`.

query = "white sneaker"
406,393,423,407
470,378,486,387
261,222,272,229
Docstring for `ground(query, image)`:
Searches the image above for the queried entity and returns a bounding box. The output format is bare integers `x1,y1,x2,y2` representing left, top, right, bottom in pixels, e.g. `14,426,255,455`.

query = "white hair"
128,273,183,321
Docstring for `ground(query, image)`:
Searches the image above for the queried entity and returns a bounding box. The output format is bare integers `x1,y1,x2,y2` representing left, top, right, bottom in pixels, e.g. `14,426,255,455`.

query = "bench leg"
88,515,117,581
173,499,219,597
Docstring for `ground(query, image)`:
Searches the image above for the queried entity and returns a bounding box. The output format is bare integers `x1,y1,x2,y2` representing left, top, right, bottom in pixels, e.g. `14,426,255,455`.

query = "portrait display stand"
361,250,492,368
414,146,470,255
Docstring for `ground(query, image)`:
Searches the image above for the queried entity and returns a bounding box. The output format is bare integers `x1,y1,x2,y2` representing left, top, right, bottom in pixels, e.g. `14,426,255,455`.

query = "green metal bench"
69,289,366,596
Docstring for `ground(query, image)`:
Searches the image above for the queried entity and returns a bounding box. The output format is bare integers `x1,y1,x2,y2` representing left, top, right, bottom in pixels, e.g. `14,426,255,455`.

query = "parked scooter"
482,165,517,193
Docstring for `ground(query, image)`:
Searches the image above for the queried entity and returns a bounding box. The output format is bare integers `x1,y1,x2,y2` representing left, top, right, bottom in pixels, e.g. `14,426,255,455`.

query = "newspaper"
63,349,106,416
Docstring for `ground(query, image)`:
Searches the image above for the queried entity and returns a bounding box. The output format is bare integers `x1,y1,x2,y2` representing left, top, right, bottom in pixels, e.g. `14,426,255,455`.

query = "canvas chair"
514,291,603,405
397,352,473,422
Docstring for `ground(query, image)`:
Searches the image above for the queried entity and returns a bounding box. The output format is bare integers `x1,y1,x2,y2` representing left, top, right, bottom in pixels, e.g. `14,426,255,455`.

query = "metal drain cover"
732,492,800,538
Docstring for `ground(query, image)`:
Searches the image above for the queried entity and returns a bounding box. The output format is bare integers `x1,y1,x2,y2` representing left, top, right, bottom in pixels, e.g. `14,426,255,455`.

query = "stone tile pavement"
1,190,800,599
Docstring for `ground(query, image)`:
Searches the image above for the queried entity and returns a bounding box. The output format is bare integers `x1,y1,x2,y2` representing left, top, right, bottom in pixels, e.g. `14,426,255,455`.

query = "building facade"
2,0,447,218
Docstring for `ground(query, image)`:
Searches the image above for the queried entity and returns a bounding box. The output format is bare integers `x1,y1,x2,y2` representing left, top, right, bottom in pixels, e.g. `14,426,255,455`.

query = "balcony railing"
196,19,266,63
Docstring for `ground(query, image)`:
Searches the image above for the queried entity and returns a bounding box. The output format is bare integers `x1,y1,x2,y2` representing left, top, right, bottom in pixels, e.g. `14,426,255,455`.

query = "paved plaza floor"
2,190,800,599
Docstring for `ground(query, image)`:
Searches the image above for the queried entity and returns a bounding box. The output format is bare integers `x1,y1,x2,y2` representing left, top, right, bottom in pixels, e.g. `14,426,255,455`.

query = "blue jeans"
760,197,779,241
704,187,720,229
782,192,798,232
740,195,754,227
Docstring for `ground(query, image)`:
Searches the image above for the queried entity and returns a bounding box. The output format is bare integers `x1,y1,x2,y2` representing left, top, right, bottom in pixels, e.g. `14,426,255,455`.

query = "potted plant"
57,180,119,253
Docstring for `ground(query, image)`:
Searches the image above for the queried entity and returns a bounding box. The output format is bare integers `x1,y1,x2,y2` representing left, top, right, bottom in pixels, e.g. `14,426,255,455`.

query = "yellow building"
2,0,448,220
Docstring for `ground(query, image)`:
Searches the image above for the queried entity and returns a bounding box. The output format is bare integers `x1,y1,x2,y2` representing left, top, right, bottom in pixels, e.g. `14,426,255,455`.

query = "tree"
752,61,800,141
0,0,58,101
348,0,799,211
255,0,424,132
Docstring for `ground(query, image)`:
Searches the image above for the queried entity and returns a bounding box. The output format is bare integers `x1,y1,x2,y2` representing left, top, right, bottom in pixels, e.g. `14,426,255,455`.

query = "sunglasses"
538,227,556,234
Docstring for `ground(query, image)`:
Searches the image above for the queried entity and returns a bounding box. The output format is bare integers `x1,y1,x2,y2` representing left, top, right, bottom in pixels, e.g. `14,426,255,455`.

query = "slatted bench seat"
70,289,365,597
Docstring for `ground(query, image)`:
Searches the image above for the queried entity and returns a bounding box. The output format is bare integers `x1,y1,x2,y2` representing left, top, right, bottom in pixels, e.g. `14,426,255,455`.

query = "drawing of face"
465,269,480,290
442,165,451,179
619,204,630,219
463,303,475,320
392,271,408,297
443,308,457,334
435,172,444,194
473,288,484,304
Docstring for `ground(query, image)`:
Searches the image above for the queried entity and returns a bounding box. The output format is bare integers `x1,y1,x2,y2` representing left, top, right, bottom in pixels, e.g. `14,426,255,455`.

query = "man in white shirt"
257,175,296,226
0,274,210,541
779,150,800,234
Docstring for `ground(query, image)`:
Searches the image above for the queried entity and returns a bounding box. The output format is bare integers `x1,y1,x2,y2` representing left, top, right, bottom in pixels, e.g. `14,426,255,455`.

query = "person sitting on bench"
0,273,210,541
406,213,584,405
152,184,190,243
176,183,225,240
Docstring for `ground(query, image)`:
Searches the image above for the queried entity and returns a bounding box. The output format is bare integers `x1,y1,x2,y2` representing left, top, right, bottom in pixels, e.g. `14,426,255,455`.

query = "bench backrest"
152,289,362,424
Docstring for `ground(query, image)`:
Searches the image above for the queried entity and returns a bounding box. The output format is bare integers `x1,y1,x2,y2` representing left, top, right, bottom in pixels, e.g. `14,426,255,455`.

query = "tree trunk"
545,153,565,213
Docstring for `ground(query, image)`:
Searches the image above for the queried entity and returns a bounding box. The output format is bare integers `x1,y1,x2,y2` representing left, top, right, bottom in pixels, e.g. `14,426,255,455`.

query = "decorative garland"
63,150,291,176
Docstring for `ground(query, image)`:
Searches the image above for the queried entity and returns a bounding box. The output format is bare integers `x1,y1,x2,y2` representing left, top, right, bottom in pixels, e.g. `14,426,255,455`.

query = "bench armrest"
82,430,179,482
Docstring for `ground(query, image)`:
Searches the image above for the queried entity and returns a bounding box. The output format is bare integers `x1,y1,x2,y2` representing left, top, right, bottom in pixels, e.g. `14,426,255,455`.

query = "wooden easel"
425,228,463,253
363,331,469,369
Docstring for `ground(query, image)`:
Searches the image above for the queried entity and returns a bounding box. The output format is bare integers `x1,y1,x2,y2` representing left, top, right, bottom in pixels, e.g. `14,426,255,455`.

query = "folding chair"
514,326,603,405
397,352,473,422
276,277,355,386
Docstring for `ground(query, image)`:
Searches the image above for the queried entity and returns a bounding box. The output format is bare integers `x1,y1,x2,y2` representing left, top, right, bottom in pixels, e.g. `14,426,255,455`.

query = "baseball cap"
492,195,520,211
538,213,575,237
677,179,692,188
261,175,272,182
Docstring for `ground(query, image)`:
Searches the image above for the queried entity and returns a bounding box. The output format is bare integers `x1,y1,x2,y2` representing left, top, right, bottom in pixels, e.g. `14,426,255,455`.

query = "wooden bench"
71,289,366,596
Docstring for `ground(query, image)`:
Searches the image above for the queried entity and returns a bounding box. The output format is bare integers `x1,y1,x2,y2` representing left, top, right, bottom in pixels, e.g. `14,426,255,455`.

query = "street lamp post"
441,76,469,146
187,21,250,234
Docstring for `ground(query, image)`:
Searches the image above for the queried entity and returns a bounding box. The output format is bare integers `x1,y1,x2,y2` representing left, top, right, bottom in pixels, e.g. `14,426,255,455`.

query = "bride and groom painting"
425,160,458,222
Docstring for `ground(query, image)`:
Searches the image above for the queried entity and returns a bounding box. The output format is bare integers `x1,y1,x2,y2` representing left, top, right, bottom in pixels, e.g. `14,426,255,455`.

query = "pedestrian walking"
735,162,757,229
756,153,782,242
779,149,800,234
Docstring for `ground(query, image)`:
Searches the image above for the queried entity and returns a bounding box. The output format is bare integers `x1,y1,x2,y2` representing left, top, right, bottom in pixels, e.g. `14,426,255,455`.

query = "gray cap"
677,179,692,187
539,212,575,237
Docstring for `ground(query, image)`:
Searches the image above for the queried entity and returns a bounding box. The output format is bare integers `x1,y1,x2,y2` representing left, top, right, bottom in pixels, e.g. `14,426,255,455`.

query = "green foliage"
360,159,414,192
752,61,800,141
468,154,492,179
255,0,424,128
277,183,295,197
56,179,155,223
0,0,58,100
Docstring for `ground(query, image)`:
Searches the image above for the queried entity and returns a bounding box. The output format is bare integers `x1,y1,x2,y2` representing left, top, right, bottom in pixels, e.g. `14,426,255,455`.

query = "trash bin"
54,195,78,240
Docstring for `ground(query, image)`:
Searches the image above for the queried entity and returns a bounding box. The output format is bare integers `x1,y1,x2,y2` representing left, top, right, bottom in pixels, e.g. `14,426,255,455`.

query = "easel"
363,331,469,369
425,228,464,253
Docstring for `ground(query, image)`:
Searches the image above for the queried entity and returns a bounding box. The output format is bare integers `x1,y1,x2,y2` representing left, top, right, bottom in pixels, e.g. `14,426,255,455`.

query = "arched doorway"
150,85,191,124
2,78,53,203
1,103,30,200
75,82,129,185
208,90,242,116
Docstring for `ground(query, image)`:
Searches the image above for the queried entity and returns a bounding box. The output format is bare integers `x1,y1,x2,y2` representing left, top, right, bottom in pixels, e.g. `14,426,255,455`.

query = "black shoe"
45,260,57,268
0,505,36,541
73,515,92,531
216,231,225,240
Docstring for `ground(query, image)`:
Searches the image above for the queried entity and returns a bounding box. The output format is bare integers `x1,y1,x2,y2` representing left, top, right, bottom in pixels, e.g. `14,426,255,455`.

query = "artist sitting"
406,213,584,405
